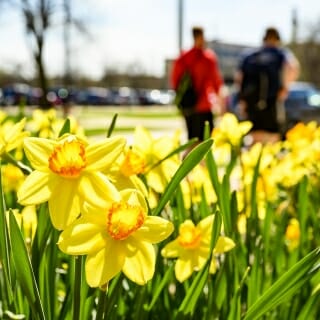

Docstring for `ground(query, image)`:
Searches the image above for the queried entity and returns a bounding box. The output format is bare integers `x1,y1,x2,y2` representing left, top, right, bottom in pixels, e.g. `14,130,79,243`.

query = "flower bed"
0,110,319,319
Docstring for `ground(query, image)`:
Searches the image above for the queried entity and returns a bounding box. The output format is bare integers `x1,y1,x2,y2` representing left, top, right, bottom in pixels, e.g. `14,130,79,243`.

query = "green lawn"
75,105,180,119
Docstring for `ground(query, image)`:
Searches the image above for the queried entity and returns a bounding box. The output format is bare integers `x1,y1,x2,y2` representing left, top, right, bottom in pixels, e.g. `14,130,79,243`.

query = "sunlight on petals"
23,137,56,170
175,258,193,283
86,136,126,171
79,172,120,208
49,180,81,230
133,216,174,243
85,242,125,288
214,236,236,254
17,171,56,205
161,240,180,258
122,240,155,285
58,218,106,255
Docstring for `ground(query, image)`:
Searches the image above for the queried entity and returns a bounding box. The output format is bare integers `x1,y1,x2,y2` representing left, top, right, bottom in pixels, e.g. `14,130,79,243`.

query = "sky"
0,0,319,80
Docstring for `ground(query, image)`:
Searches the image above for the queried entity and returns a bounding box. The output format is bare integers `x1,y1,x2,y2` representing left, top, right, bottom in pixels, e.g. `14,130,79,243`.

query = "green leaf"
210,210,222,253
148,138,198,172
58,118,71,137
8,212,45,320
177,208,221,317
0,162,14,307
243,247,320,320
152,139,213,216
146,264,174,311
177,260,210,316
297,288,320,320
107,113,118,137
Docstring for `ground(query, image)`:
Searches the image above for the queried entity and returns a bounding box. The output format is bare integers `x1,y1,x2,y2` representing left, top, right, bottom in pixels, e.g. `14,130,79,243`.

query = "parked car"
1,83,33,106
74,87,112,106
284,82,320,129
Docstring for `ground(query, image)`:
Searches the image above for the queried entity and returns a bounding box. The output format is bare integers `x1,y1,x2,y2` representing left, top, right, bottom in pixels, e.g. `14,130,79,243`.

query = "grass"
75,105,180,119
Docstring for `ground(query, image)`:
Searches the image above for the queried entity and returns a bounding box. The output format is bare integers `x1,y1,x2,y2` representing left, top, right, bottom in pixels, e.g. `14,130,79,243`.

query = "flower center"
106,201,145,240
48,138,87,178
178,223,202,249
120,149,146,176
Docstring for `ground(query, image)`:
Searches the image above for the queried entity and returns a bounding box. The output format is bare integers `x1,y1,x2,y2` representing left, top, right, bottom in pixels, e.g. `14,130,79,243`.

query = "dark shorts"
247,98,282,133
184,111,214,140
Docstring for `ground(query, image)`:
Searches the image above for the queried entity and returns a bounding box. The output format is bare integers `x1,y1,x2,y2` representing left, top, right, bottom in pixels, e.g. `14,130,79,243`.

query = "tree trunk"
35,35,51,109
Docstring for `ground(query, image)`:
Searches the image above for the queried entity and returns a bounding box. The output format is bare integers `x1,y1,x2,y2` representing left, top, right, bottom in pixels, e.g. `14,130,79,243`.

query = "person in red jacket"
171,26,225,143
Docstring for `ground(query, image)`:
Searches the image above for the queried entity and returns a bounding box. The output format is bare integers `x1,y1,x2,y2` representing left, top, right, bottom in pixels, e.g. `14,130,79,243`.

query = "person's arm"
209,54,226,114
284,50,300,84
279,49,300,100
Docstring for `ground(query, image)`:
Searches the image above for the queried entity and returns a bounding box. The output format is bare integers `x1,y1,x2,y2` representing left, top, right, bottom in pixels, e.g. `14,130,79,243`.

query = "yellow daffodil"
212,113,252,148
129,126,181,194
17,133,126,230
182,164,217,208
7,206,37,243
285,218,300,251
58,189,174,287
1,163,25,193
105,148,148,198
161,216,235,282
0,118,29,156
27,109,86,139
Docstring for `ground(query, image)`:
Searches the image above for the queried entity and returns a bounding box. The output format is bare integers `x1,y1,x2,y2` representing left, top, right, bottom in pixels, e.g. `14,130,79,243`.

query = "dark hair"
192,26,204,39
263,27,281,41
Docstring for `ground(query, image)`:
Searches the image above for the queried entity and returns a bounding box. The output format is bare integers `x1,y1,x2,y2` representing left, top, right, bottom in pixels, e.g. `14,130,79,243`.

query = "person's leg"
184,114,194,140
191,112,214,140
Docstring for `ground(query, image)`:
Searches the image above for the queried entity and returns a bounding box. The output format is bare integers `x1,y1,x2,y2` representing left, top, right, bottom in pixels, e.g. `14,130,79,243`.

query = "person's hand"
237,100,248,119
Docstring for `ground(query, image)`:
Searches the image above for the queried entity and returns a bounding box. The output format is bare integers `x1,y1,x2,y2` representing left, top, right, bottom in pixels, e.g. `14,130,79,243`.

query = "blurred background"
0,0,319,116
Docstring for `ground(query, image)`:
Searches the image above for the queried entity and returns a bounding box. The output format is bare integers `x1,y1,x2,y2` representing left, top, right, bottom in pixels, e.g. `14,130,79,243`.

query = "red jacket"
171,47,223,113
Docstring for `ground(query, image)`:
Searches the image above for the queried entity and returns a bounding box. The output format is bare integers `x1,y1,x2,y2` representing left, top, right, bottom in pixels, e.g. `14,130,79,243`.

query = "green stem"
96,289,108,320
73,256,82,320
2,152,32,174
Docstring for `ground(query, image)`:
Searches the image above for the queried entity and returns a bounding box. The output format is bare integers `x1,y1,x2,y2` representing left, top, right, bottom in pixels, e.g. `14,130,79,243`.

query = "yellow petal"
17,171,56,205
133,216,174,243
175,257,194,282
58,216,107,255
86,241,125,287
49,179,81,230
23,137,56,170
161,239,180,258
239,121,253,135
79,172,120,208
120,189,148,213
214,236,236,254
133,126,152,153
86,136,126,171
197,215,214,236
178,248,208,275
122,240,155,285
147,168,166,193
209,257,218,274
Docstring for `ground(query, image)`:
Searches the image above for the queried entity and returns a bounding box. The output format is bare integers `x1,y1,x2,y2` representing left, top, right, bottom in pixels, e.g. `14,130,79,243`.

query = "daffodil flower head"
27,109,86,139
17,133,126,230
120,148,146,177
0,118,29,155
285,218,300,251
58,189,174,287
130,126,181,193
6,206,37,244
48,135,87,178
1,163,25,193
212,113,252,147
161,215,235,282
